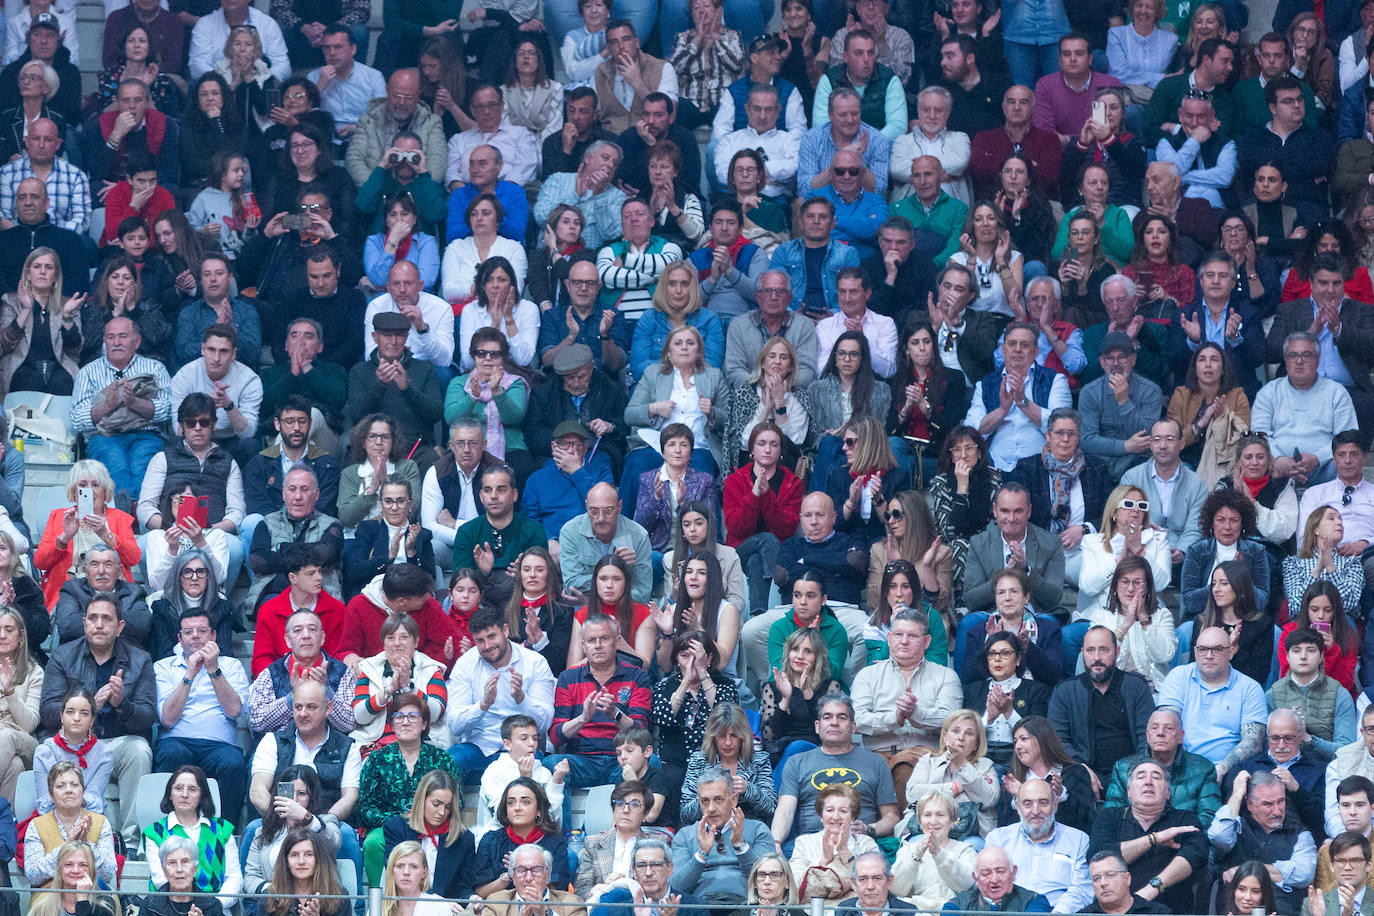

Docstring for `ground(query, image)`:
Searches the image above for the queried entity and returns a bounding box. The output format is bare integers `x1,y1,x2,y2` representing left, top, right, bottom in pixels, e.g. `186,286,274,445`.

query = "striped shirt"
595,237,683,322
71,354,172,436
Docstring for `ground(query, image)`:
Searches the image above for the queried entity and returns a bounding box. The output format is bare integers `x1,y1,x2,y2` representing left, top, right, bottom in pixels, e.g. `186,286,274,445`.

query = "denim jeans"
448,742,502,784
1003,40,1060,89
85,431,163,497
736,532,781,615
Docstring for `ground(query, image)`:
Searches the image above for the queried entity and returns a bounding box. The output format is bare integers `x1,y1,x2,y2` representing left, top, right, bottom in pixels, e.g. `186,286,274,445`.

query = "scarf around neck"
1041,445,1085,534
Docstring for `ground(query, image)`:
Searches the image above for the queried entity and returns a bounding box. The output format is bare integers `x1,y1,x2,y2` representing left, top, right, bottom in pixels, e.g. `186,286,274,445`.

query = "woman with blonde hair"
0,606,40,801
27,841,128,916
681,702,776,823
867,490,953,619
748,853,798,914
629,261,725,378
382,770,474,900
33,460,140,608
892,790,976,908
826,415,911,547
380,840,450,916
1284,505,1365,616
0,245,88,397
214,25,275,133
790,784,879,901
1078,484,1172,615
760,628,842,765
724,337,810,470
905,710,1000,836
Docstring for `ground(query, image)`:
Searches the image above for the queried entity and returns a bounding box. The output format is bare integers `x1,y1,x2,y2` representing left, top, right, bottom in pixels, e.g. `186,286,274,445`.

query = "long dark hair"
670,552,725,644
1184,341,1240,394
277,122,332,177
1198,558,1264,627
187,72,242,134
153,208,205,277
1293,218,1359,279
893,321,949,407
874,558,918,629
1010,715,1080,780
260,765,323,844
1224,861,1278,916
588,553,636,645
495,776,559,834
822,330,877,416
266,827,343,915
475,256,521,305
503,546,563,634
1296,579,1356,653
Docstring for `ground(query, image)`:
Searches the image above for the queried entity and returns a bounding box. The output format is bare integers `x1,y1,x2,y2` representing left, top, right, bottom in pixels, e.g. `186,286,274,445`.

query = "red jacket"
722,465,803,547
1279,620,1357,694
252,587,348,677
339,591,461,671
100,181,176,246
33,506,140,608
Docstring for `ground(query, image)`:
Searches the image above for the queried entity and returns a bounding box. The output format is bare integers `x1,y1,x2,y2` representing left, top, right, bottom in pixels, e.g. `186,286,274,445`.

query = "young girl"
443,569,481,657
32,688,111,815
187,150,260,262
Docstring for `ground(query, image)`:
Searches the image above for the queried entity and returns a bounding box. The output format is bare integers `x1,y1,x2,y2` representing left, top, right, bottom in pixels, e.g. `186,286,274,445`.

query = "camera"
389,150,420,166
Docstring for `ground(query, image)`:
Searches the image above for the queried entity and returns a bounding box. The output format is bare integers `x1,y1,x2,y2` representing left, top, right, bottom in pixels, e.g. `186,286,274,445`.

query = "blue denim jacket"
1001,0,1071,45
768,238,861,315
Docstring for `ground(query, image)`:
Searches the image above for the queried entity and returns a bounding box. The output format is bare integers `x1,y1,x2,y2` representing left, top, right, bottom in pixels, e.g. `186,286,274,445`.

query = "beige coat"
0,292,82,398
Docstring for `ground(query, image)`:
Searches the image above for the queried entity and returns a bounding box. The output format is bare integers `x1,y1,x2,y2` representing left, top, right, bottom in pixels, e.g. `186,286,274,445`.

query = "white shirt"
889,128,972,204
250,730,363,788
983,675,1024,744
421,464,480,550
445,642,556,756
962,370,1073,471
363,291,456,369
445,120,541,187
457,296,540,370
713,125,802,197
668,371,708,444
937,319,967,379
188,8,290,81
815,309,898,378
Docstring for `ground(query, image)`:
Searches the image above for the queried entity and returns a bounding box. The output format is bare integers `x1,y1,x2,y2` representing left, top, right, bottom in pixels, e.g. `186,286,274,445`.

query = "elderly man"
525,344,629,474
306,24,385,135
723,271,820,385
445,85,539,190
959,482,1067,625
40,594,155,846
1048,626,1154,786
969,85,1063,198
845,852,920,915
771,692,901,844
816,268,898,377
797,88,892,196
533,141,629,250
714,83,800,198
247,607,354,734
965,322,1073,472
1253,332,1360,486
1087,759,1208,913
1121,419,1209,564
1140,160,1220,260
71,317,172,497
0,117,88,233
996,278,1086,381
769,197,860,318
1106,708,1224,828
1211,769,1318,915
153,607,250,825
615,92,700,199
669,766,774,902
346,310,444,454
890,155,969,266
1077,331,1161,479
890,86,972,204
1082,275,1171,389
1326,707,1374,838
1082,850,1171,915
1269,255,1374,434
447,604,557,778
523,421,615,544
987,780,1094,912
246,467,343,610
536,263,630,370
259,316,348,442
1158,626,1269,780
594,20,679,135
540,87,614,178
1155,91,1237,208
453,466,547,603
479,844,585,916
345,68,447,187
592,834,703,916
813,28,907,141
558,483,652,603
421,420,501,566
860,216,938,322
771,493,866,605
810,149,888,258
942,846,1052,913
362,261,454,372
1228,707,1329,840
446,144,530,243
187,0,288,79
1269,628,1357,761
0,176,87,293
52,541,150,647
81,78,180,192
687,201,769,322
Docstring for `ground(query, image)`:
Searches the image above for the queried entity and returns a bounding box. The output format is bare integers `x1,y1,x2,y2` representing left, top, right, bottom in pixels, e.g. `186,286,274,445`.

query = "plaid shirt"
0,155,91,234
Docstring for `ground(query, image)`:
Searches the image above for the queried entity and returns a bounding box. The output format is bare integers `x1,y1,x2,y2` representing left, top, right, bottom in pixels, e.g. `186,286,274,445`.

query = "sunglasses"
833,167,862,176
1119,498,1149,511
1344,485,1355,507
883,509,904,521
842,437,858,447
473,348,503,359
184,417,214,429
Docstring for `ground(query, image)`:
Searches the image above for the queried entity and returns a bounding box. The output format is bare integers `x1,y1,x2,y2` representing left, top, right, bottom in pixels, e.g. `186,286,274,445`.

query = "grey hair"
1269,707,1304,731
759,269,792,289
918,85,954,107
583,140,623,166
508,843,554,878
1284,331,1320,350
1047,407,1081,431
1246,769,1283,799
698,765,733,792
851,850,890,879
1150,706,1183,727
631,836,672,864
283,466,319,489
450,418,484,437
892,604,930,634
158,835,198,868
817,690,855,720
829,87,861,110
287,316,325,339
20,60,58,100
747,82,780,103
1149,159,1182,180
85,542,119,563
1100,273,1137,301
1025,275,1061,300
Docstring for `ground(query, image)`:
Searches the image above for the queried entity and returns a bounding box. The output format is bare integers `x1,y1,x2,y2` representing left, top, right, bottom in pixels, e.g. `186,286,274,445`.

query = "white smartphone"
1092,100,1106,124
76,486,94,517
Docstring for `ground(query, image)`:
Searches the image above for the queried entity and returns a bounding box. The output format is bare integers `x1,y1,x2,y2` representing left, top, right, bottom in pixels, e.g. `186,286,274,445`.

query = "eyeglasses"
179,625,211,636
1195,644,1230,655
833,167,862,176
883,509,904,521
1285,351,1318,361
1335,856,1371,866
184,417,214,429
365,432,393,442
391,712,422,722
755,870,785,881
1268,732,1301,744
835,349,862,360
380,496,409,507
633,861,668,871
180,567,208,579
566,278,598,288
611,798,644,809
1344,485,1355,507
289,141,316,151
1118,577,1147,588
284,90,309,100
1119,499,1149,511
474,349,503,359
512,866,548,877
986,648,1017,660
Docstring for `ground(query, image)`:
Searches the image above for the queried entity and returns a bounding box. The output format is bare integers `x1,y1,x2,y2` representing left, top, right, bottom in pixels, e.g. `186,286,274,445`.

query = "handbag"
93,375,160,435
6,393,72,446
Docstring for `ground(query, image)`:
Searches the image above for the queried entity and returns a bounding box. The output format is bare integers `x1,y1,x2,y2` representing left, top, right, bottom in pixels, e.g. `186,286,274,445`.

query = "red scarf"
559,243,584,257
506,825,545,845
423,819,450,842
54,732,97,769
395,234,413,261
1244,475,1269,500
696,235,750,281
521,595,546,609
98,108,166,155
289,654,323,681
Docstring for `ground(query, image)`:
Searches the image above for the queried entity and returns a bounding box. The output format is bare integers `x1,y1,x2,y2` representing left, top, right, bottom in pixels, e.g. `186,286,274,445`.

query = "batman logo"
809,767,863,791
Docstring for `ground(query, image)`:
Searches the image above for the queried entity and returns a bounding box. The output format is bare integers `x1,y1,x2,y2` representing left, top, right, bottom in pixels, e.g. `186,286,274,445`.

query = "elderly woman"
365,194,440,292
24,761,118,886
1089,556,1177,693
357,692,463,885
681,702,776,823
33,460,140,608
0,60,68,161
457,258,540,371
143,835,225,916
214,25,276,135
92,24,180,119
0,246,89,397
1180,489,1271,620
749,854,799,915
667,0,745,127
382,771,476,900
442,197,529,304
242,765,342,894
963,630,1052,766
905,710,1000,837
141,766,241,907
336,415,423,529
351,613,448,750
892,790,977,907
444,328,536,484
1078,484,1173,618
644,141,706,251
630,262,724,380
1085,758,1208,913
790,784,880,901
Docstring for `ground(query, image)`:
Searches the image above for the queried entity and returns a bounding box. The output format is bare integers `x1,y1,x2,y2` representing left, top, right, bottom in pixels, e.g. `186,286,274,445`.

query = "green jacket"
889,192,969,266
1105,748,1223,828
1050,204,1135,265
768,607,851,688
443,374,530,453
1230,76,1320,137
1144,72,1235,145
355,167,448,236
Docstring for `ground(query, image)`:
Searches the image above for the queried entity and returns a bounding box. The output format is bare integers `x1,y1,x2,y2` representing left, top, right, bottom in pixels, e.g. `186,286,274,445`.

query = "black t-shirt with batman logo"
781,747,898,835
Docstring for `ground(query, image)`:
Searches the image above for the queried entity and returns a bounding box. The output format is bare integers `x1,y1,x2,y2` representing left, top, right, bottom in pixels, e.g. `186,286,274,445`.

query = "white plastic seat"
133,772,221,838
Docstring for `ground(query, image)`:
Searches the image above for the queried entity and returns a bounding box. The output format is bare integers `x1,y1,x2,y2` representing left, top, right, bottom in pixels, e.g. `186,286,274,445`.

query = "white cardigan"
891,836,976,910
1077,528,1173,618
1086,606,1178,694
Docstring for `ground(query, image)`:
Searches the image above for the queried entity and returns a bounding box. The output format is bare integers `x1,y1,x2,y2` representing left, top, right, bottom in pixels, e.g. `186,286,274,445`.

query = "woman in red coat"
722,421,803,616
33,460,140,608
1279,580,1357,693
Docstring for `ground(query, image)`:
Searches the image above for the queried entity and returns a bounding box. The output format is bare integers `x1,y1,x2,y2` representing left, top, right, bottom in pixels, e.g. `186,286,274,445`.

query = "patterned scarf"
475,371,521,458
54,732,97,768
1041,444,1085,534
986,611,1039,649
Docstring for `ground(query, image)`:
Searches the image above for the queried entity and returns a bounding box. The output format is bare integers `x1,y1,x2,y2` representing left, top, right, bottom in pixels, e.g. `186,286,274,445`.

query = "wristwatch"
1148,877,1164,891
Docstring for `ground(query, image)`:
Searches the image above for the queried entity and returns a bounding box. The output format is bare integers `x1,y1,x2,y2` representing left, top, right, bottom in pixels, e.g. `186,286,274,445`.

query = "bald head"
386,68,420,121
973,846,1017,901
799,491,836,541
585,482,622,542
15,176,46,225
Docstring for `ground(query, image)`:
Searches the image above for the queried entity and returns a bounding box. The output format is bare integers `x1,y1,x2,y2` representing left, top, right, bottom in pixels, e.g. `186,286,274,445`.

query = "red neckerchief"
559,243,584,257
1244,475,1269,499
423,819,450,841
697,235,750,281
506,825,545,845
521,595,546,609
792,609,820,629
54,732,96,768
289,654,324,681
395,234,413,261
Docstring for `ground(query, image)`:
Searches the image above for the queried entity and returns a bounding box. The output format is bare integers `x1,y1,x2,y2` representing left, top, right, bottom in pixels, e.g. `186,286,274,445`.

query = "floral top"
668,29,746,112
356,742,462,829
92,66,181,117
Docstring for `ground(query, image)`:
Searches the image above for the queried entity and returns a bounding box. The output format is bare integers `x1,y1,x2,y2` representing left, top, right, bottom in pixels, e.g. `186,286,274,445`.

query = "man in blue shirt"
810,148,888,259
445,144,530,243
521,421,615,540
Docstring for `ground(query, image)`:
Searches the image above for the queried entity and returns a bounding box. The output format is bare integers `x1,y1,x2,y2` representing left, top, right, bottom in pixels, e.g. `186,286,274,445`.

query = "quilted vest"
161,438,234,524
274,725,352,813
1269,674,1339,742
267,652,348,702
726,76,800,132
979,364,1057,413
826,62,895,131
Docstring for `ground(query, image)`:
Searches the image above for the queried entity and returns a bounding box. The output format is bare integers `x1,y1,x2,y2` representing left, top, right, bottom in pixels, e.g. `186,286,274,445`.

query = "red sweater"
252,587,348,677
338,593,461,671
1279,621,1357,694
100,182,176,246
722,465,803,547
